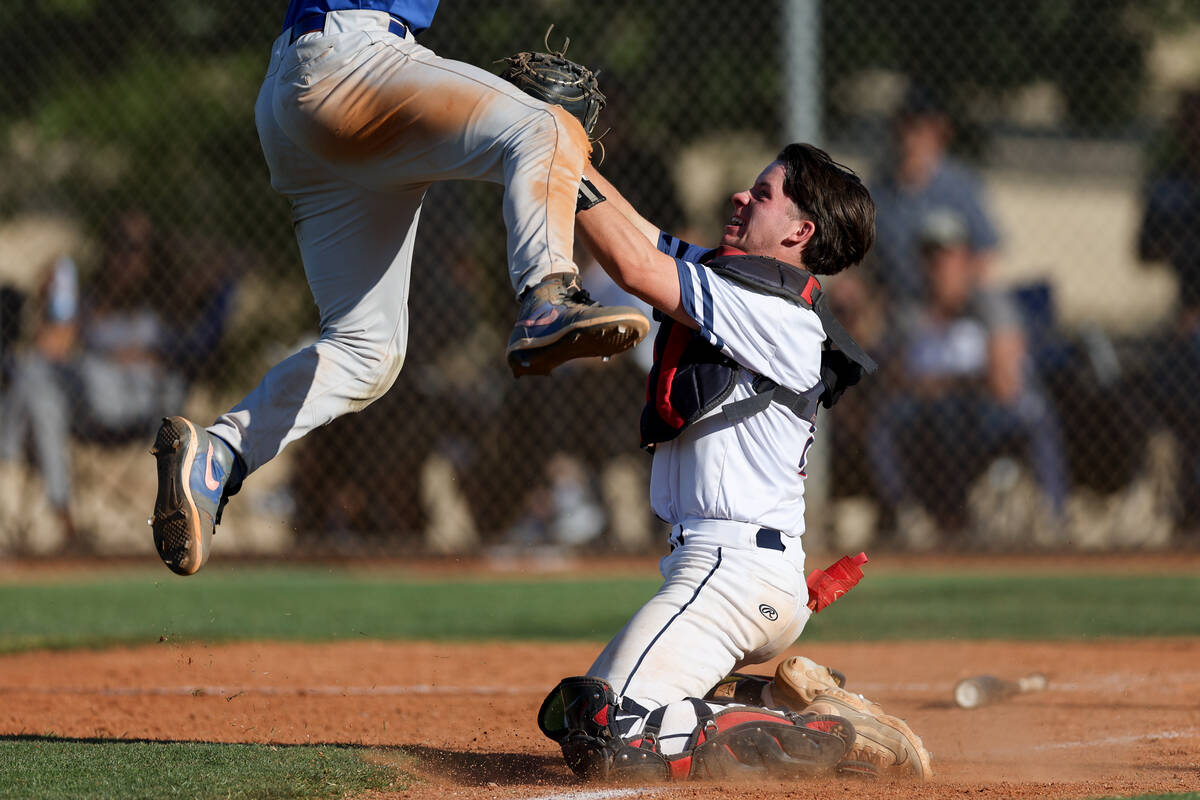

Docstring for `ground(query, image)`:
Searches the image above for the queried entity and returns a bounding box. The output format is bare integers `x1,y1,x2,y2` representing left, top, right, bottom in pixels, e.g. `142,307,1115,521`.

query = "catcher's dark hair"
776,143,875,276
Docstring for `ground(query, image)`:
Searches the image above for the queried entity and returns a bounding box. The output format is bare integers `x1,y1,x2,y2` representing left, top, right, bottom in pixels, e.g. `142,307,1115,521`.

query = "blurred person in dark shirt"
868,209,1067,544
869,84,1000,304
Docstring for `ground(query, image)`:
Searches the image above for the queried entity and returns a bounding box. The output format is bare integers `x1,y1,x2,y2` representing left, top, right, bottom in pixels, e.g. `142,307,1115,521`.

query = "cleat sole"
508,317,648,377
150,417,208,576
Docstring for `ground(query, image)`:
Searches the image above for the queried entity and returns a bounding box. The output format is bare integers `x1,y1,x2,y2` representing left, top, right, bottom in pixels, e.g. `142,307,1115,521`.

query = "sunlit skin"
576,160,814,329
719,162,815,263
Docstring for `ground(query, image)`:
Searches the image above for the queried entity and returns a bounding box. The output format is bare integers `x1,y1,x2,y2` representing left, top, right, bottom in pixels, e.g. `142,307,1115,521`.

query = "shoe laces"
567,287,595,306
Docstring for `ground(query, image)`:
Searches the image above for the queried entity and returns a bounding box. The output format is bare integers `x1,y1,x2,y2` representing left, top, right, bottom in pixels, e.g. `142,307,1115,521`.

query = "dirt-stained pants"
209,9,589,473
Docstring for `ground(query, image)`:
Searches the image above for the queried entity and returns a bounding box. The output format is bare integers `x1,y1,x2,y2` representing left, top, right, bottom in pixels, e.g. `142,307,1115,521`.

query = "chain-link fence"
1,0,1198,557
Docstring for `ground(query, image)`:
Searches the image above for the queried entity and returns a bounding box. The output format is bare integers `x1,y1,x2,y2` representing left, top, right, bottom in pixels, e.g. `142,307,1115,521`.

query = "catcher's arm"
581,164,661,245
576,175,695,330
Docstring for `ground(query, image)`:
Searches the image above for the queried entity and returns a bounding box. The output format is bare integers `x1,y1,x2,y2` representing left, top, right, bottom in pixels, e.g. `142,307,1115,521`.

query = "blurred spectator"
1138,87,1200,536
868,210,1068,545
0,211,234,549
868,84,1001,303
0,283,24,389
0,254,83,546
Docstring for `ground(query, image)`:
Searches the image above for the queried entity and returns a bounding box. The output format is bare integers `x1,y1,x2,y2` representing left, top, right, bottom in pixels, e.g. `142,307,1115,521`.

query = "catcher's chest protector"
640,254,873,450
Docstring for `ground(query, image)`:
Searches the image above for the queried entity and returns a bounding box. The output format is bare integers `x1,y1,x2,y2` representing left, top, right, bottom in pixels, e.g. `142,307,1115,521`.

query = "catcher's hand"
498,26,606,139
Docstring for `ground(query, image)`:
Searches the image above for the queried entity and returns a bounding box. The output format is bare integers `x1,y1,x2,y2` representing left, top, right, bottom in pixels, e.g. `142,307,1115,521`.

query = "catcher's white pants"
209,10,589,472
588,522,811,754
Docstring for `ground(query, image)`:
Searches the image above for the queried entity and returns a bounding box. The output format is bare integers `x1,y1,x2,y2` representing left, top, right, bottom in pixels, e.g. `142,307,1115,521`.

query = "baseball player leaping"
148,1,649,576
537,148,933,780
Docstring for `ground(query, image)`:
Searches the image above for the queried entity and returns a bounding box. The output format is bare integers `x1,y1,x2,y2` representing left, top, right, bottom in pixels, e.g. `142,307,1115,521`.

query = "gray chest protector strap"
640,254,877,449
705,255,878,422
722,374,814,423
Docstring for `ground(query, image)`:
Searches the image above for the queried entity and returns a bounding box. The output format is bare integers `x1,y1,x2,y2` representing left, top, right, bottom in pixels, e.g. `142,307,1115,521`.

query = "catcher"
501,44,933,782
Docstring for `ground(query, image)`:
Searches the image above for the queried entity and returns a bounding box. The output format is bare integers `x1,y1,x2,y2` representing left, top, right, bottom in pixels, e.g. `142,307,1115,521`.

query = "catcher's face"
721,162,811,260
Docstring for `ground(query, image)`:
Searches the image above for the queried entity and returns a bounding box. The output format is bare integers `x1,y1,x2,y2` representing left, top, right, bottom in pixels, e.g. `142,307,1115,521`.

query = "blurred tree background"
4,0,1197,257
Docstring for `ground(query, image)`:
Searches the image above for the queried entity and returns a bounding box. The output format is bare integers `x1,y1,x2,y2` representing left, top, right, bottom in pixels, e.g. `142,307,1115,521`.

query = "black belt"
670,527,786,553
290,12,409,44
754,528,786,552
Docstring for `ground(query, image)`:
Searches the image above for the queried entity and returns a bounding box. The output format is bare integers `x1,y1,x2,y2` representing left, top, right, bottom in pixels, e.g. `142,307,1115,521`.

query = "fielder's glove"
498,27,606,139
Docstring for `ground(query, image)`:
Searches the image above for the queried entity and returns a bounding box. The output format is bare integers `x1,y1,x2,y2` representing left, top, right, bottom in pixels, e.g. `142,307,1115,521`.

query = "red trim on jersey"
654,323,693,429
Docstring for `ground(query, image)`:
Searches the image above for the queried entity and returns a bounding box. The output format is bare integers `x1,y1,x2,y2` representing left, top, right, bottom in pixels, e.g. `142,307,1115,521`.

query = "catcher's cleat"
149,416,235,576
506,272,649,377
768,656,848,710
801,688,933,780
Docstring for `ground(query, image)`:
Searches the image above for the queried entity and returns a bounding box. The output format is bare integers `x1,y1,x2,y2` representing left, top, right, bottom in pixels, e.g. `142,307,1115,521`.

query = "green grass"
0,737,409,800
1,565,1198,652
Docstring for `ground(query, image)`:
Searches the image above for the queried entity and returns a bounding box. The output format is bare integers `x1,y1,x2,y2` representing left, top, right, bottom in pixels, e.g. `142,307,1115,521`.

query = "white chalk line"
1032,729,1200,753
0,684,544,697
521,791,656,800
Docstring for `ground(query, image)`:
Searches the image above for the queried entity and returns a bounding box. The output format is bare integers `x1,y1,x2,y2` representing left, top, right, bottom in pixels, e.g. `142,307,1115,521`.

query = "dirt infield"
2,636,1199,800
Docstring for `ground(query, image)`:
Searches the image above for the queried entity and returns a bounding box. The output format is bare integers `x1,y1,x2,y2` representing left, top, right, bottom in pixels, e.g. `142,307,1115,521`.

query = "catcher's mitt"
498,26,606,139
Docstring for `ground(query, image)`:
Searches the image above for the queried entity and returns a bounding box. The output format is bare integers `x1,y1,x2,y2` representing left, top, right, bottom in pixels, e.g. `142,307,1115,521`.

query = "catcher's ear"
784,219,816,249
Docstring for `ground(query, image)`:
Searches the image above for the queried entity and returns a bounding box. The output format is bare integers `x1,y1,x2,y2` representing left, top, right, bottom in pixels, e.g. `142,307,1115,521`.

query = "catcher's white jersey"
650,234,827,540
588,233,829,753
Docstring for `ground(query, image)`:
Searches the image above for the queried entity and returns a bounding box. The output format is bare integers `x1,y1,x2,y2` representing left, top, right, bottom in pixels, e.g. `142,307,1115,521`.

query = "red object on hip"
806,552,869,613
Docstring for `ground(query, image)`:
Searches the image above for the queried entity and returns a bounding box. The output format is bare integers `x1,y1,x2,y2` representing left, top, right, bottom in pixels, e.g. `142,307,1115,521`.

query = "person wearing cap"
867,208,1068,544
868,84,1001,303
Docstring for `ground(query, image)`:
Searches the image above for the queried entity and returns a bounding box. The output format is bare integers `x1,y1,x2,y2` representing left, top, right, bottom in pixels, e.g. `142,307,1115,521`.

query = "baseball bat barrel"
954,673,1048,709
